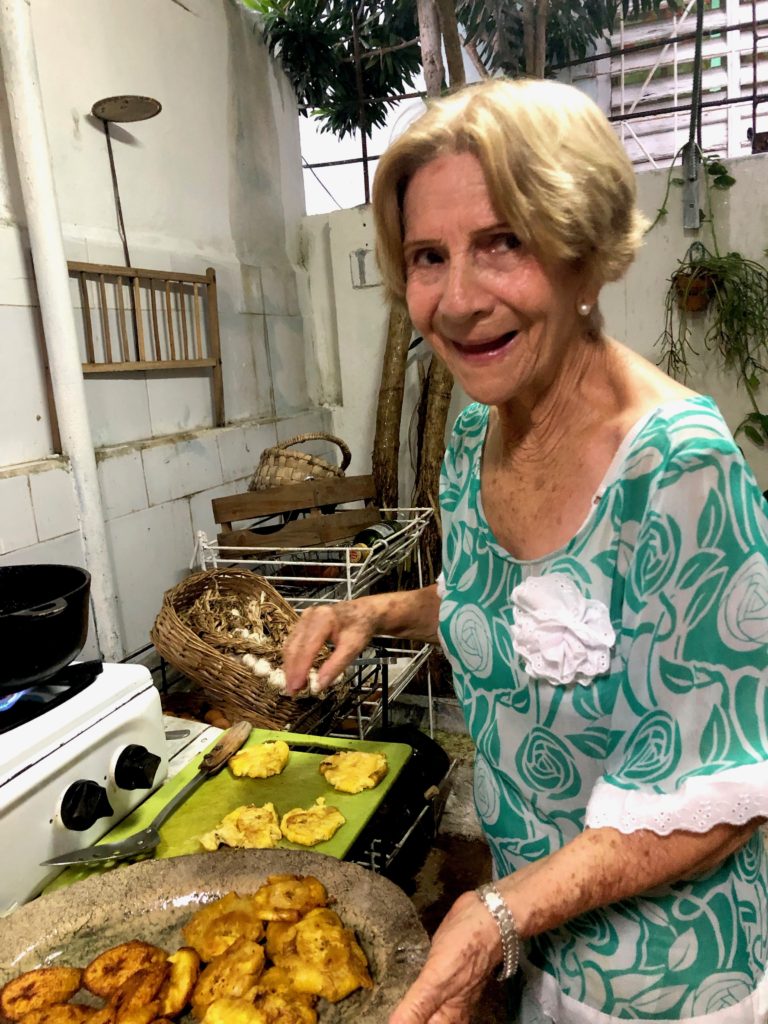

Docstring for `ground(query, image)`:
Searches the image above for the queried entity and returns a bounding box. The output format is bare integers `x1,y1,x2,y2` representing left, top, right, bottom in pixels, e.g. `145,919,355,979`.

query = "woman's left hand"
389,891,502,1024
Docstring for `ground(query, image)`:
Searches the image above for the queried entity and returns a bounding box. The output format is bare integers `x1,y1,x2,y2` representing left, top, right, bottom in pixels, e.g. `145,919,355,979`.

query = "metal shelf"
189,508,435,738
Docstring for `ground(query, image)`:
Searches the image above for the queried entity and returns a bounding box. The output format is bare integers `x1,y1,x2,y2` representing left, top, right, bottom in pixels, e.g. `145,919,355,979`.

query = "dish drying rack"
190,507,436,738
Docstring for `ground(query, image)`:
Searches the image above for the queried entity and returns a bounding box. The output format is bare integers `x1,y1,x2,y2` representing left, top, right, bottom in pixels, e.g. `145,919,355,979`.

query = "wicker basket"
248,432,351,491
151,568,345,730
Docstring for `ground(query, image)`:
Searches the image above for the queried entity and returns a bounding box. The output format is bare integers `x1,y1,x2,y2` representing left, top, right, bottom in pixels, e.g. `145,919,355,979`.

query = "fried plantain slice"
18,1005,94,1024
250,969,317,1024
1,968,83,1020
199,998,267,1024
263,923,295,963
86,1006,115,1024
199,805,281,852
318,750,388,793
249,875,328,922
251,990,316,1024
190,938,265,1020
279,799,345,847
270,908,373,1003
157,948,200,1017
83,943,167,1000
182,894,265,962
112,1007,158,1024
228,742,289,780
110,964,168,1024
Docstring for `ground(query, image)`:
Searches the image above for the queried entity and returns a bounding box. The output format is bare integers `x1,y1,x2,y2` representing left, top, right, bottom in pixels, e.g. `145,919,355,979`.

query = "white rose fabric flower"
511,573,615,686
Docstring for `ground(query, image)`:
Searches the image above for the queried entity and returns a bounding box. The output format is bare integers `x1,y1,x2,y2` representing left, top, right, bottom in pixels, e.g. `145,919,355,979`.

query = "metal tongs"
41,720,252,868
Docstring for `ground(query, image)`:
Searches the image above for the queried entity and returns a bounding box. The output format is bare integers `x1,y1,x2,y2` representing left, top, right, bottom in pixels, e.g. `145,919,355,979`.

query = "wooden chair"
211,475,381,549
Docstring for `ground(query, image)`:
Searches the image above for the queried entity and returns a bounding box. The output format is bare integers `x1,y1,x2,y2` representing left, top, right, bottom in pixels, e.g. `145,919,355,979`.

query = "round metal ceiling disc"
91,96,162,123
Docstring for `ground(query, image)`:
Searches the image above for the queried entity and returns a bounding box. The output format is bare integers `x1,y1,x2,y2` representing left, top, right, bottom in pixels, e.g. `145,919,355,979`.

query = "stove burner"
0,660,103,734
0,689,32,713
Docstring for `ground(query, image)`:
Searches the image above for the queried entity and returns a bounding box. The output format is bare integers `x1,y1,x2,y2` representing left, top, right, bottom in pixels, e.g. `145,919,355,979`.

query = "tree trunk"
522,0,535,75
372,304,412,509
463,37,490,79
413,355,453,579
435,0,466,88
417,0,444,96
534,0,549,77
411,0,460,587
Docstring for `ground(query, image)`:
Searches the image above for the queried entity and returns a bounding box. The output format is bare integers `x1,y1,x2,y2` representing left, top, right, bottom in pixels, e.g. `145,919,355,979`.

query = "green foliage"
244,0,420,138
245,1,674,136
458,0,676,76
656,159,768,449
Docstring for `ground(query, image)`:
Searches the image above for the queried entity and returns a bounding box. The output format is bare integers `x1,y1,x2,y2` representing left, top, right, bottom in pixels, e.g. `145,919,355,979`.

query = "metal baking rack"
190,507,436,738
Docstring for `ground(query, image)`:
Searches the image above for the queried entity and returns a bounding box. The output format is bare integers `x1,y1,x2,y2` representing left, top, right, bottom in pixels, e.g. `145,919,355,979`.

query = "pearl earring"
577,301,592,317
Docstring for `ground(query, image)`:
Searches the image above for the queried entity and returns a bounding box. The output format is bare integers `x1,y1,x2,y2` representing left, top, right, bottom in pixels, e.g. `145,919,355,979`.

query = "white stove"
0,662,168,914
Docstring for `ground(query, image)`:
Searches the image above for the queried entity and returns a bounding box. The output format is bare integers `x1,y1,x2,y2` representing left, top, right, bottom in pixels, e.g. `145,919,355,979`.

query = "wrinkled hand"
282,599,380,694
389,892,502,1024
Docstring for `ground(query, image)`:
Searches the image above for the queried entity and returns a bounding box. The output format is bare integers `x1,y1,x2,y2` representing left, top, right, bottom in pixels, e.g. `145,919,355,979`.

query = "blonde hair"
373,78,648,301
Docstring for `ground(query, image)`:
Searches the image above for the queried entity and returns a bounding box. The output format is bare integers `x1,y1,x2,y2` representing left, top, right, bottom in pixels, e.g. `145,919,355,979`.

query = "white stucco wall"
0,0,334,657
301,153,768,497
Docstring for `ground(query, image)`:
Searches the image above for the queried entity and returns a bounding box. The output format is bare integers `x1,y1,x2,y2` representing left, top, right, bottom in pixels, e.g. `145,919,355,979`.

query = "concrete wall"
301,153,768,497
0,0,334,658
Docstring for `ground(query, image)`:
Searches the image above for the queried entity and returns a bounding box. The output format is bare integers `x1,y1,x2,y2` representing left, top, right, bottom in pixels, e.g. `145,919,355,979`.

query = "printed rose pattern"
717,552,768,651
516,727,582,799
448,603,493,678
437,397,768,1023
617,710,681,783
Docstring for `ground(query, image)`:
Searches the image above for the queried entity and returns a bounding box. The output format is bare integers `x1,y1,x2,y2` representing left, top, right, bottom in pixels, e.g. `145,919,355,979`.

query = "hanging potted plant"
655,158,768,448
671,243,717,312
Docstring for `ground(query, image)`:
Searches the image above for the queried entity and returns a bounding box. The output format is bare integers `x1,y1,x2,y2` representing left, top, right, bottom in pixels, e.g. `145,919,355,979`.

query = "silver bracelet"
475,882,520,981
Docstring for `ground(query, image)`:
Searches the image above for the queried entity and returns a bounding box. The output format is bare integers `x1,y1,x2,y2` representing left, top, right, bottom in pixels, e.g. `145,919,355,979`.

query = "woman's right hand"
282,598,381,695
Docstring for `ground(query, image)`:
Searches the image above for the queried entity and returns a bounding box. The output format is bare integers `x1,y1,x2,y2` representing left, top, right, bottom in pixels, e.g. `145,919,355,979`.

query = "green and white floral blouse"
437,396,768,1023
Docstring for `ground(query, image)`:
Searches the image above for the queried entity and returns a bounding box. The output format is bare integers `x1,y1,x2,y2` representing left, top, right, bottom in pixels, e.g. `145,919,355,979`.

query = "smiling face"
402,152,596,410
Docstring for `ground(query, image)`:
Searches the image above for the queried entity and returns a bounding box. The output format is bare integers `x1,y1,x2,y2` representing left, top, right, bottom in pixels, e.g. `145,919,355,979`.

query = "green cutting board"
45,729,411,893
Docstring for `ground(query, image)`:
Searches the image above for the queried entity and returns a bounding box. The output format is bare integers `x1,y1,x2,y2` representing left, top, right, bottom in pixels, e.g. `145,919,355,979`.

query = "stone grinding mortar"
0,849,430,1023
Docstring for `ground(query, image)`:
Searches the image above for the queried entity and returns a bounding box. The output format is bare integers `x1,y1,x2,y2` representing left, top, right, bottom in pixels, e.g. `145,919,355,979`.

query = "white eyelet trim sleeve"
586,761,768,836
436,572,447,599
511,573,616,686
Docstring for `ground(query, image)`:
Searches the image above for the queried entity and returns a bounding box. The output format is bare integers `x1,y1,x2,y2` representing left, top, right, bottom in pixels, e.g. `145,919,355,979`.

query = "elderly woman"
283,79,768,1023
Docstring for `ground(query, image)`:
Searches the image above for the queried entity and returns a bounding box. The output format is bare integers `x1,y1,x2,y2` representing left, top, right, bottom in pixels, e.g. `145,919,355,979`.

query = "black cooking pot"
0,564,91,690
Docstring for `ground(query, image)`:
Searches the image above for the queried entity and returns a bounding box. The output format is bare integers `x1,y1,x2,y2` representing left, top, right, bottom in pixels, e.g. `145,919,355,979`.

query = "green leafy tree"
244,0,422,137
459,1,676,77
245,0,677,137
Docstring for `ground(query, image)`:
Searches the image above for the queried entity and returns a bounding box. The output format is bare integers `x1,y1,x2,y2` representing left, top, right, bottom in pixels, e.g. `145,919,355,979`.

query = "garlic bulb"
241,654,273,679
267,668,287,691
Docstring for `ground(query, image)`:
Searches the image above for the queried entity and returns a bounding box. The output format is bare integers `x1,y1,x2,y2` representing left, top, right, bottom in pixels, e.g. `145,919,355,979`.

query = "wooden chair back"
211,475,381,548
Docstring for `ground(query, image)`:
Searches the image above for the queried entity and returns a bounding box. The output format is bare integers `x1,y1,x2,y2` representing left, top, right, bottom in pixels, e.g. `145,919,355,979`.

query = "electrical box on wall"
349,247,381,289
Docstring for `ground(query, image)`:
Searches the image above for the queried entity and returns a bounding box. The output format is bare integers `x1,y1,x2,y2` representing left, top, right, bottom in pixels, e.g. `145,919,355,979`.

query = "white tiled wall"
0,406,330,658
219,310,275,424
146,374,216,437
28,466,79,541
266,314,310,416
105,498,194,653
216,421,279,481
84,376,154,447
0,304,57,465
0,473,38,553
96,449,149,521
0,0,335,661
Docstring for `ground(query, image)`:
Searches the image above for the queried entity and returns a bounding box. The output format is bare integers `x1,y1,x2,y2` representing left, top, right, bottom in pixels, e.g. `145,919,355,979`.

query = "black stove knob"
113,745,162,791
60,780,114,832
